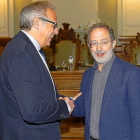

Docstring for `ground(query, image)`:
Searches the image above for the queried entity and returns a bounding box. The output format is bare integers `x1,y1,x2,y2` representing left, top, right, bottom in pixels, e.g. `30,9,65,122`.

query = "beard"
91,46,114,65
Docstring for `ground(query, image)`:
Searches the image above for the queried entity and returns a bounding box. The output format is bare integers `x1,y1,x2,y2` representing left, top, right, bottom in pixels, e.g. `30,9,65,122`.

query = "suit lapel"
38,54,50,76
17,31,53,86
34,48,54,86
18,31,50,77
85,68,95,123
100,57,123,116
33,45,57,99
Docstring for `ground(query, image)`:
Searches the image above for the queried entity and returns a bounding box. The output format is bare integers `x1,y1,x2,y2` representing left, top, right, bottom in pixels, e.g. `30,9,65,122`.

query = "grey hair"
19,0,56,31
87,23,115,47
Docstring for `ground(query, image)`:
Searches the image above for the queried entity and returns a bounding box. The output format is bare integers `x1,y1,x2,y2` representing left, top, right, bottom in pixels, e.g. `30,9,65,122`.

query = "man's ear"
33,18,40,30
112,40,116,49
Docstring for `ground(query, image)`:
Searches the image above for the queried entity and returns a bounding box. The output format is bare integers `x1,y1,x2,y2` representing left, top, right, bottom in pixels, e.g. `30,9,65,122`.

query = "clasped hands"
59,92,82,114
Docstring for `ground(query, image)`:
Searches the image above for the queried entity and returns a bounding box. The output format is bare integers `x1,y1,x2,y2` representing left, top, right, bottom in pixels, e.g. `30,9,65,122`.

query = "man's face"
89,28,116,66
39,8,58,47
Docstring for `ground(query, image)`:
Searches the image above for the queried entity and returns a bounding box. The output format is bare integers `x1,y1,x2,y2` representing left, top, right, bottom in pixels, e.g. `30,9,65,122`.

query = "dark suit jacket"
0,31,69,140
72,56,140,140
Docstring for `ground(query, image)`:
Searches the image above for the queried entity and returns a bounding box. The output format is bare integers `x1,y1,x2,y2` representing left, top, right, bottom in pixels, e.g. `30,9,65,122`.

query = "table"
51,70,85,97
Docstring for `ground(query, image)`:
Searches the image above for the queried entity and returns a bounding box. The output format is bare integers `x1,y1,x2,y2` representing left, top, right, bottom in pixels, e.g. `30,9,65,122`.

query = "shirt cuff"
64,101,71,112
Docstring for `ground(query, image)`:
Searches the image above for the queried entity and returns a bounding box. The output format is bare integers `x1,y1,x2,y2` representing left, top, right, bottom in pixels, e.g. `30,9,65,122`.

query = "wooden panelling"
0,37,12,57
117,36,137,64
51,70,84,97
62,138,84,140
61,117,85,138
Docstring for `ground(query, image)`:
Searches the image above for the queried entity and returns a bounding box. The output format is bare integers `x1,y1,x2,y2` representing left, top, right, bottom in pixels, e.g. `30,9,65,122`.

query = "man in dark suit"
0,1,75,140
72,23,140,140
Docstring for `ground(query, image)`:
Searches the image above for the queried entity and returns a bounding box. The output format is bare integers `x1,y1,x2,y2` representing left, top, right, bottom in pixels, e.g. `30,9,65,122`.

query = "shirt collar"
21,30,41,51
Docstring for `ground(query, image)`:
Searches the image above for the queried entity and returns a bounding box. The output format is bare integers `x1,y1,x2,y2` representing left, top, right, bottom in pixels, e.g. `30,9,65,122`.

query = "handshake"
59,92,82,114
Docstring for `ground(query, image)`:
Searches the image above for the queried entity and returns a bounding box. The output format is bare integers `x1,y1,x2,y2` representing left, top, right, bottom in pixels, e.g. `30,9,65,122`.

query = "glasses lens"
101,40,108,46
90,41,97,48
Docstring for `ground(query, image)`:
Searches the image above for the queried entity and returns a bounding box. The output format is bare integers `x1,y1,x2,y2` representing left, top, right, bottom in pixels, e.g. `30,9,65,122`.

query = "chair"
50,23,81,70
0,37,12,57
114,45,130,62
133,32,140,65
80,44,94,66
79,34,94,67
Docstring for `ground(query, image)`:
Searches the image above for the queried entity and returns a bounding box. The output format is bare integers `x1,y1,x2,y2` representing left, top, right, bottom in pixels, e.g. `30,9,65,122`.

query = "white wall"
34,0,100,32
14,0,33,35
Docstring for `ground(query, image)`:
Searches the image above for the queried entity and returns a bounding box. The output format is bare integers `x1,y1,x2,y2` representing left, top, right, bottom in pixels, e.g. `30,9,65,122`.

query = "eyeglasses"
39,17,57,30
90,40,113,49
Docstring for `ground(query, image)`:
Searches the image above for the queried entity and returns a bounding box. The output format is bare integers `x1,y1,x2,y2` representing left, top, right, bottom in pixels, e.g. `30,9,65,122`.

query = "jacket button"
60,114,65,118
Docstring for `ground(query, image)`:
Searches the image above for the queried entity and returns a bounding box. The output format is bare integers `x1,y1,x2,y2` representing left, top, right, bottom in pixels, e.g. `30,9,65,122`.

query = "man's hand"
59,97,75,114
67,99,75,114
73,92,82,100
59,92,82,114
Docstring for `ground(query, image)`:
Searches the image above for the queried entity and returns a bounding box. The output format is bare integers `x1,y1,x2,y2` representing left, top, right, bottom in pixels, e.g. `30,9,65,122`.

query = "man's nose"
96,43,103,51
54,27,58,35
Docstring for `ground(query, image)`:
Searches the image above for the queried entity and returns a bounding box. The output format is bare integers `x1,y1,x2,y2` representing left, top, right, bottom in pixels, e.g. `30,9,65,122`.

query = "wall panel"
0,0,8,37
117,0,140,36
0,0,14,37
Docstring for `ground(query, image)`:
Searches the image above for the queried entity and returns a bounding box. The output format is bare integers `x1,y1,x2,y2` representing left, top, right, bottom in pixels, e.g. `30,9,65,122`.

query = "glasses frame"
90,40,113,49
39,17,57,30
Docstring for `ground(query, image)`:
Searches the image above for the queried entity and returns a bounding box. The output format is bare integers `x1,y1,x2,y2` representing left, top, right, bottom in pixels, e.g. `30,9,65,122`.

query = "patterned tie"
39,49,46,62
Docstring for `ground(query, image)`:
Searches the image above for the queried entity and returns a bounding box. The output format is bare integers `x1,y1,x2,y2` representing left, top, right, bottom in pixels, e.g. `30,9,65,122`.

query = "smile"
96,52,105,57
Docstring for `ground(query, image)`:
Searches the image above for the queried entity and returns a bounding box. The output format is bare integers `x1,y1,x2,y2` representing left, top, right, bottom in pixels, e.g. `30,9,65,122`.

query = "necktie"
39,49,46,62
39,48,56,100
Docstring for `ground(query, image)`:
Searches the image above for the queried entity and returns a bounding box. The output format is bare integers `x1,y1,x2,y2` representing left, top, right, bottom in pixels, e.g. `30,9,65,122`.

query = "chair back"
51,23,81,70
79,34,94,66
80,45,94,66
42,47,53,67
54,40,77,67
